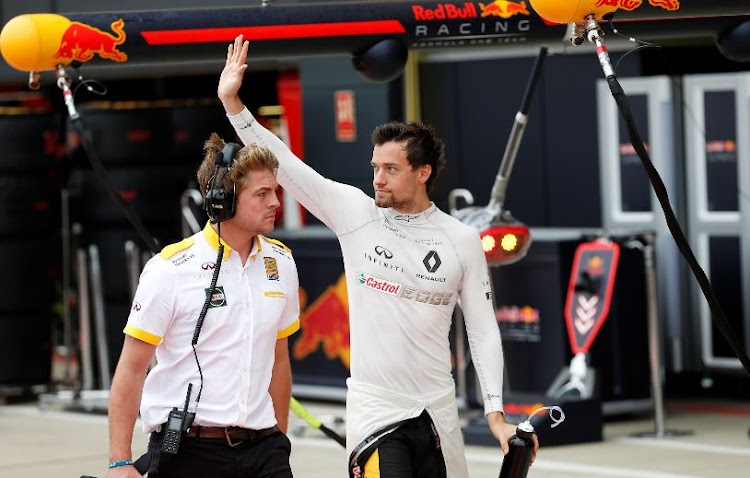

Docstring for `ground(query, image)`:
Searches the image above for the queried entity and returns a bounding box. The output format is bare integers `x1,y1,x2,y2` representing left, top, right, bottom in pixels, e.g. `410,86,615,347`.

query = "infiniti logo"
423,251,441,273
201,262,216,270
375,246,393,259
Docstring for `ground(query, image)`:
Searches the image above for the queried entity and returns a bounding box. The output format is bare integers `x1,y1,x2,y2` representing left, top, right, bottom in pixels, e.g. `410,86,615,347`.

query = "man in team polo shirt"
106,134,300,478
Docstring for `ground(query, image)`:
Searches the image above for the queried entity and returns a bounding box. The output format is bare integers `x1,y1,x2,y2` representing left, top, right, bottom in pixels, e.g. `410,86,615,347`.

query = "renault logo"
423,251,441,273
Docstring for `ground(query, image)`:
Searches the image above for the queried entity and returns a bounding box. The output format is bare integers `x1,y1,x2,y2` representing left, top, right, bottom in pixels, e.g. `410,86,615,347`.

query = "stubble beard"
375,194,413,211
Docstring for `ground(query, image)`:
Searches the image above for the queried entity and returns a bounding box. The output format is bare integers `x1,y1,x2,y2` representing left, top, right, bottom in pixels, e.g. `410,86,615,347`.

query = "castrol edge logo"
357,272,403,296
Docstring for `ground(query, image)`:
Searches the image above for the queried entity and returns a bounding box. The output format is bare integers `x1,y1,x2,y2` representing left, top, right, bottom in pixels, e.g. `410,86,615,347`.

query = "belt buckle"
224,428,244,447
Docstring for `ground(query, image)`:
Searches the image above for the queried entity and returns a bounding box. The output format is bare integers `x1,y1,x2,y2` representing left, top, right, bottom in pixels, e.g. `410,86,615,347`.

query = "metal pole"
125,241,140,300
631,234,692,438
61,188,73,383
76,248,94,391
643,235,666,437
88,244,111,390
181,189,203,237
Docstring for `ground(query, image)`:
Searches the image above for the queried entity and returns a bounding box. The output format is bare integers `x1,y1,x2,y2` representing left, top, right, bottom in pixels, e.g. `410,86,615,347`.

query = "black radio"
162,383,195,455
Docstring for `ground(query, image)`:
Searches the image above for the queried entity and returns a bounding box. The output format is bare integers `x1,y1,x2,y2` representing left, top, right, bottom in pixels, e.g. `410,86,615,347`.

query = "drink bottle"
498,420,535,478
498,404,565,478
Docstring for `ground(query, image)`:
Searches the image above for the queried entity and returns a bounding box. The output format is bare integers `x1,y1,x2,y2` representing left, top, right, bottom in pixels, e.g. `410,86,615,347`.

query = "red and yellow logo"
479,1,530,19
292,274,351,368
585,256,605,277
529,0,680,24
55,19,128,63
595,0,680,12
649,0,680,10
0,14,127,72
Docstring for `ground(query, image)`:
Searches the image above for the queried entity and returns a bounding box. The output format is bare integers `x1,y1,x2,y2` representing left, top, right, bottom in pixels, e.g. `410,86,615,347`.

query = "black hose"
71,117,160,254
606,75,750,376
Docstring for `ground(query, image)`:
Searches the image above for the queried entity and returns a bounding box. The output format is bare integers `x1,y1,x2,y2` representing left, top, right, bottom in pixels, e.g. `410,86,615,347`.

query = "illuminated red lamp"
480,223,532,266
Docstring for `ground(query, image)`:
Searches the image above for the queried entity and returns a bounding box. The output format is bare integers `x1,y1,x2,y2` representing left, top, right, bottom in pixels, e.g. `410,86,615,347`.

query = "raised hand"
218,34,249,115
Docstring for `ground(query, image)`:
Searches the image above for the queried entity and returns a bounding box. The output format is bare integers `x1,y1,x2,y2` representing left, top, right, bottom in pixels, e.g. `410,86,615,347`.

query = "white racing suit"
229,108,506,477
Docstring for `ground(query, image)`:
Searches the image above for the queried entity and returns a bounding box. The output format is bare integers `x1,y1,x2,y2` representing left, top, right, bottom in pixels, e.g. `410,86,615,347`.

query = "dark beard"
374,196,392,208
375,195,412,210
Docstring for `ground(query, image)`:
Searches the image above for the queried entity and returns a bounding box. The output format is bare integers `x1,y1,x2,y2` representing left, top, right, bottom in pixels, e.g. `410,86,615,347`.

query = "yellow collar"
202,222,262,260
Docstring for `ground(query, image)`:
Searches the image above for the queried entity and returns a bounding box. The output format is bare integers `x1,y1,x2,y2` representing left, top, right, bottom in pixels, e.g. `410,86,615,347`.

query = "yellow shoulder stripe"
277,319,300,339
261,236,291,254
159,237,195,260
123,324,162,345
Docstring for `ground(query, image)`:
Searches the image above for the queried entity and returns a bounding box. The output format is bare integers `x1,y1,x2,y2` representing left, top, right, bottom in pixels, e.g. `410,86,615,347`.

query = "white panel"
683,73,746,370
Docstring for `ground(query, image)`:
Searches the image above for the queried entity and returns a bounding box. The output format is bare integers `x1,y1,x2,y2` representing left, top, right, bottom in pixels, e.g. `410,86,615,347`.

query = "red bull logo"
412,2,478,21
292,274,351,368
55,18,128,63
597,0,680,12
649,0,680,10
495,305,540,324
585,256,605,277
479,0,530,19
595,0,643,11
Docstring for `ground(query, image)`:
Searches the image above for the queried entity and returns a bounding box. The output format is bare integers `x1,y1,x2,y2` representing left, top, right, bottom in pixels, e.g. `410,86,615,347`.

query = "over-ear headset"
204,142,242,223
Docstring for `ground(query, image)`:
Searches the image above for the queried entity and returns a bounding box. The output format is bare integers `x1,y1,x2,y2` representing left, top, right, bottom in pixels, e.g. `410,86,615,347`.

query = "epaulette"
159,237,195,260
261,235,291,254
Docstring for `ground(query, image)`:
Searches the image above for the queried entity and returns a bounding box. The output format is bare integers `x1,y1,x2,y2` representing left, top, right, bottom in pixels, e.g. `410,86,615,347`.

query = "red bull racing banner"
563,239,620,355
1,0,749,74
278,239,351,391
293,273,351,369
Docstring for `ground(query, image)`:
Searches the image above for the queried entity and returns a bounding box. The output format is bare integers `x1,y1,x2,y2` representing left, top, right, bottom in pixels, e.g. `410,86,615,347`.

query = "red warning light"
480,223,531,266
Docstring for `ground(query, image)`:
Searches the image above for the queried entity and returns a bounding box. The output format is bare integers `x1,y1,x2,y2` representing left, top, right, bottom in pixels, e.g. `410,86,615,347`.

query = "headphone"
204,142,242,223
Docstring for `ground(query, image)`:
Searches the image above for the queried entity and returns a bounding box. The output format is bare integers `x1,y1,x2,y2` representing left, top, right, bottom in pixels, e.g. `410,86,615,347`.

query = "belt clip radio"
162,383,196,455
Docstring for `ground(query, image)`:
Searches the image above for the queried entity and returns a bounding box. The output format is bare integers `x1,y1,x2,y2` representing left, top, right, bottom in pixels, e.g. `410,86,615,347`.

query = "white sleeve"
459,232,505,416
124,258,176,345
227,107,375,235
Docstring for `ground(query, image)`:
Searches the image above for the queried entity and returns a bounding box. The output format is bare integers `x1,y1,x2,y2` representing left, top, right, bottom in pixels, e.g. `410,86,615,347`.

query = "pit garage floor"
0,398,748,477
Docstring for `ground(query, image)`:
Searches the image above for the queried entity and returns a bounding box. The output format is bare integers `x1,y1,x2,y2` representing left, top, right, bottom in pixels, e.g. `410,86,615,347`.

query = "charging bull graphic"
594,0,681,11
479,1,531,18
55,18,127,63
0,13,129,72
292,274,351,368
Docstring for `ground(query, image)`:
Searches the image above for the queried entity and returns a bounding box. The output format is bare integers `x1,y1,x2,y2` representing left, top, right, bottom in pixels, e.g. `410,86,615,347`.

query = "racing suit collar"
387,202,437,226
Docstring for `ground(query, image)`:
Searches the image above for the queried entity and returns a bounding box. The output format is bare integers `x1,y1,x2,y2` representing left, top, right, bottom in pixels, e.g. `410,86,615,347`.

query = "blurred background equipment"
0,101,60,395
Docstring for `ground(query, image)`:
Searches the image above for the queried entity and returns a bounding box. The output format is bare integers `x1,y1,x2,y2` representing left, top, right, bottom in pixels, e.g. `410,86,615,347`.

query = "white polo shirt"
124,222,300,433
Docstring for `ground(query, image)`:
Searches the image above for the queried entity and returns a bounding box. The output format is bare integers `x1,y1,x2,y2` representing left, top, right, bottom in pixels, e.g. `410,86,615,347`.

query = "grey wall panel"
299,55,400,224
420,52,641,228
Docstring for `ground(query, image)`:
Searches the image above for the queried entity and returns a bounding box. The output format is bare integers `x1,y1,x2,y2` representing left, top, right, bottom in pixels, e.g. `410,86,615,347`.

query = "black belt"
183,425,280,447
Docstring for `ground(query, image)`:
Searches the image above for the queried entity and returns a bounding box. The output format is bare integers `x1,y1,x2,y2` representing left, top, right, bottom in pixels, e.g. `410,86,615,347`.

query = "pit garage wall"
420,52,640,228
417,46,750,388
417,52,655,407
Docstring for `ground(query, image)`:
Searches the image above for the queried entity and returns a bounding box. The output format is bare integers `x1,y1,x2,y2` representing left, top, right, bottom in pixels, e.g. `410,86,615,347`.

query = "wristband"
108,459,134,469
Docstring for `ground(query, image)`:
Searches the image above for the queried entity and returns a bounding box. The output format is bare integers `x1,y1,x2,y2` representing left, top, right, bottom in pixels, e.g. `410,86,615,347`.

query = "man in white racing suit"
218,35,538,477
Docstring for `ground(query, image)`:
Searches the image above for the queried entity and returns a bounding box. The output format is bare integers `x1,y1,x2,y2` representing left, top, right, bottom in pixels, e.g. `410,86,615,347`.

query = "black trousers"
353,411,446,478
146,429,292,478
